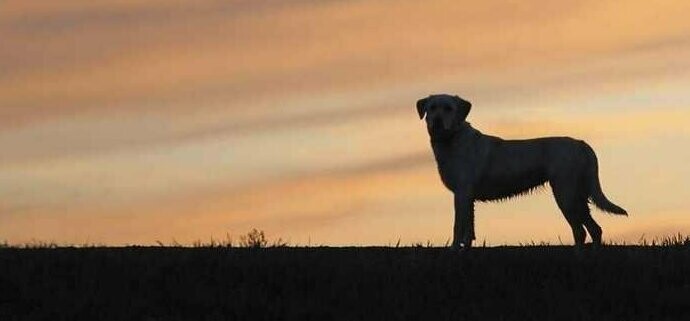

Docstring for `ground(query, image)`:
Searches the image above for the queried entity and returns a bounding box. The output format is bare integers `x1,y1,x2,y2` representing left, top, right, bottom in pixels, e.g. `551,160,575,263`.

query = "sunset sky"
1,0,689,246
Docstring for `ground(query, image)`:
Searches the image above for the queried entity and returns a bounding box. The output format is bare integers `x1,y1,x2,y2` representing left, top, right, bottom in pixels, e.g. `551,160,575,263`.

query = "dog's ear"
416,97,429,119
454,95,472,121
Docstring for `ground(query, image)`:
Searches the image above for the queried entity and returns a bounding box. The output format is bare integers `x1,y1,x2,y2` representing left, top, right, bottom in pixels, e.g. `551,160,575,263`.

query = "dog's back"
474,136,582,201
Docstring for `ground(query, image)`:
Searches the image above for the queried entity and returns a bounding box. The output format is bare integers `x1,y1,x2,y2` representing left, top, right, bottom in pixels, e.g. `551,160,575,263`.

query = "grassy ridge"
1,245,689,321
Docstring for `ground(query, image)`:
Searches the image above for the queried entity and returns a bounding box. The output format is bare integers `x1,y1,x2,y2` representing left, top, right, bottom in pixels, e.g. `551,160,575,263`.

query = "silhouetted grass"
1,238,689,321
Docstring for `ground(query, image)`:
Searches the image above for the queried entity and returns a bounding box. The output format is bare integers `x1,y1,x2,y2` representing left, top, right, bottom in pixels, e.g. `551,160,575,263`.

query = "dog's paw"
449,242,464,251
450,243,472,253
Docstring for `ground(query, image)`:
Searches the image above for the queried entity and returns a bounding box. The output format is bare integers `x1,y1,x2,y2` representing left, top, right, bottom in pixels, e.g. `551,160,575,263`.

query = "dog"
417,94,627,250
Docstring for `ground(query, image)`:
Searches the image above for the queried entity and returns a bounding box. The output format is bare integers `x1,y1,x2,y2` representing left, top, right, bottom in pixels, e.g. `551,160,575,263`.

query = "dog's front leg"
452,189,475,250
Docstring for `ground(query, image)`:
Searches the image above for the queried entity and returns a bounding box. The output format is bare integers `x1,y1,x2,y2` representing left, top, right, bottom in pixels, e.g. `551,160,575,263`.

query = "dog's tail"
583,142,628,215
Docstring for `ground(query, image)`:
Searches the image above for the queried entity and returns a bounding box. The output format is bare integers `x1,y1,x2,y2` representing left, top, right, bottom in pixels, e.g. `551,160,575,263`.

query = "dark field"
1,245,689,321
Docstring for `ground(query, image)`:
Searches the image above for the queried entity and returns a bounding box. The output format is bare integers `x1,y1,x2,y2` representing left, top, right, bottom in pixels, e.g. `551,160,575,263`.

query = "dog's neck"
430,121,475,144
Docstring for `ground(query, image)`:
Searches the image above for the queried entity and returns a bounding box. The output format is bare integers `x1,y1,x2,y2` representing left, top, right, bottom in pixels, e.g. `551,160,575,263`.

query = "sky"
1,0,689,246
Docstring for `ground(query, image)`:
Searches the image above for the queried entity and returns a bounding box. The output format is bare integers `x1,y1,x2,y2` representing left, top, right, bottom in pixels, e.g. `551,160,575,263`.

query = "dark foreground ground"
1,245,689,321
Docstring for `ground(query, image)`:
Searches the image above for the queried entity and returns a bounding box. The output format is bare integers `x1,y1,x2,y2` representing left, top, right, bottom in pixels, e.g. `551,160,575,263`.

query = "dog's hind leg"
581,207,602,247
551,181,586,247
567,216,586,247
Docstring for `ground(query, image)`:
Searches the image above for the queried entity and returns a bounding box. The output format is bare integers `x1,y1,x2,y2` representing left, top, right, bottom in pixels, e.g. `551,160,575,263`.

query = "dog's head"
416,94,472,138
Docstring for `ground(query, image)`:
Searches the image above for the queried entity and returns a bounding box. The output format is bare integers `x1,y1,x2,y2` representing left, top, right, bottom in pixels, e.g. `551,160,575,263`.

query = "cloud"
0,150,438,244
3,0,690,119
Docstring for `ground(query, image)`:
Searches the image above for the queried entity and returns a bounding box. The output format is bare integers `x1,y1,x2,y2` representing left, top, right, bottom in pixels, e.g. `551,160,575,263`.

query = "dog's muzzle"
427,117,453,138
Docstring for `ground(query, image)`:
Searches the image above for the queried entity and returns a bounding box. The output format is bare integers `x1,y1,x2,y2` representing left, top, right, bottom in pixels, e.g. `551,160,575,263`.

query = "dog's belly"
474,169,548,201
473,140,550,201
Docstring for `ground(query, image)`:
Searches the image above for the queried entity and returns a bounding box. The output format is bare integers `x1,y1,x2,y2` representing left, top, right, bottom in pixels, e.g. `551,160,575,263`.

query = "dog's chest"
431,139,475,192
